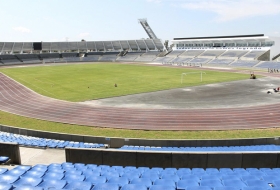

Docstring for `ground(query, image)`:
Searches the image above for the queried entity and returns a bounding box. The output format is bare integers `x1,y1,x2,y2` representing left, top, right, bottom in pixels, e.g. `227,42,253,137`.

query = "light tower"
138,18,158,39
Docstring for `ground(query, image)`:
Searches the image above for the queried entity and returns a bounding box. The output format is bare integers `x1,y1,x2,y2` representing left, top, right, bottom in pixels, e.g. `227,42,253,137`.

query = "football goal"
181,72,206,84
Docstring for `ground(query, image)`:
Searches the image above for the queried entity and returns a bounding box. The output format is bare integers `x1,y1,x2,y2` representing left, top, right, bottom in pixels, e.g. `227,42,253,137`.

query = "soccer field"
0,63,249,102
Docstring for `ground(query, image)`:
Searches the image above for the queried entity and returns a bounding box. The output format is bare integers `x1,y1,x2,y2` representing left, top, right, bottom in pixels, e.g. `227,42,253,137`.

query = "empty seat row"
1,164,280,190
0,131,105,149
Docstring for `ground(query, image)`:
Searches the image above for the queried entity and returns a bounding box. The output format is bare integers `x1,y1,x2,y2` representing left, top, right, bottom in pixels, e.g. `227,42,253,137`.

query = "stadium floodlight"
181,72,206,84
138,18,158,39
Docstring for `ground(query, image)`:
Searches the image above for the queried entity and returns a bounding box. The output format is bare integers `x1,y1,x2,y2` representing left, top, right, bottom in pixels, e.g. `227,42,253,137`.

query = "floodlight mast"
138,18,158,39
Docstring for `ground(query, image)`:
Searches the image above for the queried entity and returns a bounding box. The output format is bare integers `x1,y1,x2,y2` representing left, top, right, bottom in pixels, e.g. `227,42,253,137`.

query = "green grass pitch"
0,63,249,102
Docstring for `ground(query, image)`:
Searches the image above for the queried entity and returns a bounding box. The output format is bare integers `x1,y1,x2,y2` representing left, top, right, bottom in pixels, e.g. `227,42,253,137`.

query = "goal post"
181,72,206,84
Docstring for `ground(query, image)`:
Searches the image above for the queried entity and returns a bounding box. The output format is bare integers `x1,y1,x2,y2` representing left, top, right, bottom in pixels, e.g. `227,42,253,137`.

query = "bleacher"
220,51,249,58
171,57,193,63
0,54,21,65
61,53,79,58
135,51,160,62
189,58,211,64
208,59,234,65
179,50,205,57
199,50,226,57
242,51,266,60
153,57,174,63
0,163,280,190
0,131,105,149
99,52,120,62
231,60,260,67
255,61,280,69
166,50,185,57
15,54,41,64
117,52,144,62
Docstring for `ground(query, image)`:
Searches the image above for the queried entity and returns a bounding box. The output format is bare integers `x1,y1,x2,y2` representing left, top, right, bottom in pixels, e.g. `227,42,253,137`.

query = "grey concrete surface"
19,147,65,166
83,77,280,109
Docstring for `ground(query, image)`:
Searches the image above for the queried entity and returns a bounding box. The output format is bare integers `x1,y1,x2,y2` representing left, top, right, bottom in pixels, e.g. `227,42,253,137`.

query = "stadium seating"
0,156,10,164
230,60,259,67
199,50,226,57
255,61,280,69
242,50,266,59
208,59,234,65
0,164,279,189
117,52,145,62
0,131,105,149
135,51,160,62
179,50,205,57
99,52,120,62
220,50,249,58
189,58,211,64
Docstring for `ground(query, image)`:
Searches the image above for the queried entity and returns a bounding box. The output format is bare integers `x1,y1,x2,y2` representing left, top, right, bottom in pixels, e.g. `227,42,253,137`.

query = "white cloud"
78,32,90,38
180,0,280,22
146,0,162,3
13,26,31,33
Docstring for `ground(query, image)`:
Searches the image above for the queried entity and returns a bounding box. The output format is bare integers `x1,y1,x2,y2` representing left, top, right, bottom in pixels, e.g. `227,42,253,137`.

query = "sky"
0,0,279,42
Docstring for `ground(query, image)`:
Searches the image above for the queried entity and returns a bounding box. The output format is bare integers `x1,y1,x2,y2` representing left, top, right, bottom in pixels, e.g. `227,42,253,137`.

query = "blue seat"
200,179,223,188
84,176,106,185
121,184,147,190
0,182,12,190
242,187,269,190
213,187,240,190
0,168,8,175
154,179,176,188
82,169,100,178
262,175,279,183
21,171,45,178
245,179,271,188
181,174,200,182
0,156,9,164
63,181,92,190
13,186,43,190
130,178,152,188
241,175,259,181
161,174,180,183
186,187,212,190
221,175,240,180
14,166,32,171
222,179,247,188
43,172,64,180
177,179,199,190
0,174,19,184
6,169,26,177
37,179,67,189
63,174,85,182
12,177,42,187
121,172,140,181
141,173,159,183
149,185,175,190
107,177,129,188
92,183,119,190
101,171,119,180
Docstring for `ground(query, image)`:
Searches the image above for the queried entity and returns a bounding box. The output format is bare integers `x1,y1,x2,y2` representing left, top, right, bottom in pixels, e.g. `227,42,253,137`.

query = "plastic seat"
12,177,42,187
0,174,19,184
181,174,200,182
130,178,152,188
241,175,259,181
0,156,9,164
213,187,240,190
242,187,269,190
37,179,67,189
0,168,8,175
186,187,212,190
177,179,199,190
92,183,119,190
222,179,247,188
14,166,32,172
101,171,119,180
200,179,223,188
82,169,100,178
0,182,12,190
21,170,45,178
107,177,129,188
42,172,65,180
141,173,159,183
161,174,180,183
149,185,175,190
154,179,176,188
121,184,147,190
6,169,26,177
121,172,140,181
262,175,279,183
63,181,92,190
245,179,271,188
221,175,240,180
84,176,106,185
13,186,43,190
63,173,85,182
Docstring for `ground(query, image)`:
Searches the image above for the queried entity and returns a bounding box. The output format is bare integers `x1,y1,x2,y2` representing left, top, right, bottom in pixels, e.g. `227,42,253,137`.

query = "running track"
0,72,280,131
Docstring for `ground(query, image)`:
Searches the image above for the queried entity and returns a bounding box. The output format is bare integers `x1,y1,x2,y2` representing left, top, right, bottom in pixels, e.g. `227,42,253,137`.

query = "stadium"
1,1,280,189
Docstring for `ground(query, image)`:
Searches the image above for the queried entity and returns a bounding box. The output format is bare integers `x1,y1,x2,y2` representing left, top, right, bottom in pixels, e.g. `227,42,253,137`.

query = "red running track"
0,72,279,131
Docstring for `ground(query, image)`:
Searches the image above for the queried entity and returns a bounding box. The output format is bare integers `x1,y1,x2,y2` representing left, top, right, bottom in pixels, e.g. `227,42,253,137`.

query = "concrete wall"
1,124,280,148
0,142,21,164
66,148,280,168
